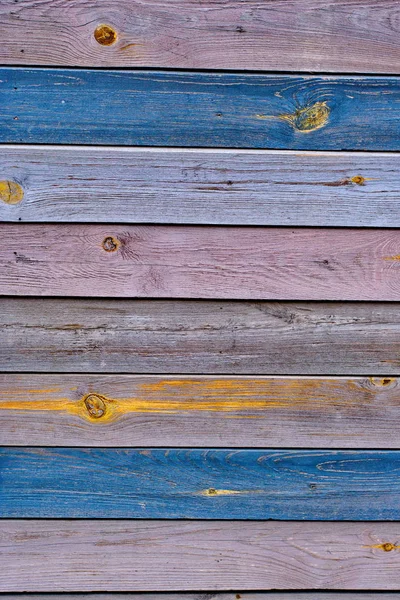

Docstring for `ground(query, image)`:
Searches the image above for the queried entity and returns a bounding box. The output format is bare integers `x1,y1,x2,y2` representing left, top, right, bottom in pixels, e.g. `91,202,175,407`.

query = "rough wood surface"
3,448,400,519
2,521,400,590
2,146,400,227
2,298,400,375
1,375,399,448
2,69,400,150
3,224,400,300
1,0,399,74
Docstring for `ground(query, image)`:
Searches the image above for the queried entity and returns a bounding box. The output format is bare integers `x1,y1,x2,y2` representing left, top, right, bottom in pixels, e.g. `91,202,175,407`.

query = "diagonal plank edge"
2,521,400,591
1,375,399,447
2,298,400,375
2,225,400,300
1,146,400,227
0,0,399,74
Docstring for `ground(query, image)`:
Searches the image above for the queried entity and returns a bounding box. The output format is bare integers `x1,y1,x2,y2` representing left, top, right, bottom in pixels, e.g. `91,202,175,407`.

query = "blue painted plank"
1,448,400,519
2,69,400,150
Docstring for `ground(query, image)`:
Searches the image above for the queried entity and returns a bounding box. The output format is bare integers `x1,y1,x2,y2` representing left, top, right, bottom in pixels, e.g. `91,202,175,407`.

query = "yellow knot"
94,24,117,46
0,180,24,205
83,393,107,419
280,101,330,132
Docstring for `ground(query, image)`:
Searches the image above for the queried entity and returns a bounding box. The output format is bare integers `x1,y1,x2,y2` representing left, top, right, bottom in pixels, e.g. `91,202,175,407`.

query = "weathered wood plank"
2,521,400,590
2,298,400,374
1,0,400,74
1,375,399,448
3,448,400,519
2,225,400,300
2,146,400,227
2,69,400,150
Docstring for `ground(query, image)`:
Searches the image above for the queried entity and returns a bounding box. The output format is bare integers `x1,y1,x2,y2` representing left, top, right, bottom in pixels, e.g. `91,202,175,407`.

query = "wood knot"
382,543,396,552
94,24,117,46
280,101,330,133
83,393,107,419
369,377,395,388
0,180,24,205
351,175,366,185
102,236,119,252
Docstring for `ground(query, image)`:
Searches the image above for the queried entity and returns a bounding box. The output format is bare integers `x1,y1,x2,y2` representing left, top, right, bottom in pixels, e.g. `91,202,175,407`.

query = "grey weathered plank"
1,375,399,447
2,146,400,227
0,0,399,74
2,225,400,300
1,298,399,374
2,521,400,590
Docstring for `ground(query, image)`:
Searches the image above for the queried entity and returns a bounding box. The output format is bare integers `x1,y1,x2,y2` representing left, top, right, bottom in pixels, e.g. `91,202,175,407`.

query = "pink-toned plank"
2,521,400,591
0,0,400,74
1,224,400,299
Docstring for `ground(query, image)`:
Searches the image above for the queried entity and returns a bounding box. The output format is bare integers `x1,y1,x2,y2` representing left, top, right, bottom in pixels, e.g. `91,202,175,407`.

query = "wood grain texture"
3,69,400,150
3,448,400,519
2,298,400,375
3,521,400,590
1,375,399,448
2,146,400,227
1,0,400,74
2,224,400,300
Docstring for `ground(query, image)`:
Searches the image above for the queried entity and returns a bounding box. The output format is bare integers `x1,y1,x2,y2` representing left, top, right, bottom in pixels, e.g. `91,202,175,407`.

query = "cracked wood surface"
1,375,399,447
1,147,400,227
2,225,400,299
2,521,400,590
2,70,400,150
1,0,400,74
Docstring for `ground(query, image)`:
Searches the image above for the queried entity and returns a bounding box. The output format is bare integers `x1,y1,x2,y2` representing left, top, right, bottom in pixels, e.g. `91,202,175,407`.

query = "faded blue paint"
1,68,400,149
0,448,399,519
